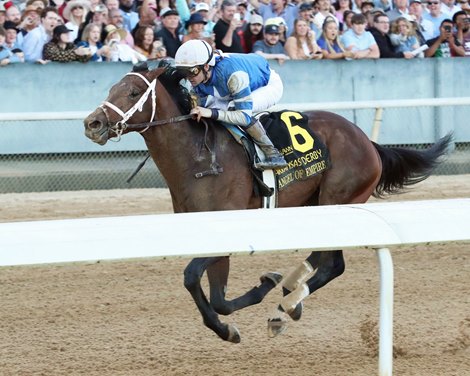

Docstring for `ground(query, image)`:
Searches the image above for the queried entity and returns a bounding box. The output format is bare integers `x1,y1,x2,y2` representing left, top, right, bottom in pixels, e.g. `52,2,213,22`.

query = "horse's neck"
142,82,204,186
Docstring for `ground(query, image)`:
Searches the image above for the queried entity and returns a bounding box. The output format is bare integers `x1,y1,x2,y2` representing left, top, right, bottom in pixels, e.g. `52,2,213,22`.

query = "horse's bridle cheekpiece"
99,72,157,140
99,71,192,141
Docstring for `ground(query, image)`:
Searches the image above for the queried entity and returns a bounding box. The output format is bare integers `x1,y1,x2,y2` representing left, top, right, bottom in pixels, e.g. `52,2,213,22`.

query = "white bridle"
99,72,157,138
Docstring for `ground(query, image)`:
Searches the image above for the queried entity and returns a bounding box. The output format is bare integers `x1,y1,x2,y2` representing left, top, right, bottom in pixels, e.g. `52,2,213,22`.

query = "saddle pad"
260,111,330,191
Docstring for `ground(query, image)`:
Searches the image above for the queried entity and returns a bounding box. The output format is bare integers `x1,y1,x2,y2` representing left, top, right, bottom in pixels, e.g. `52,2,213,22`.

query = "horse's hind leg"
282,251,345,315
184,257,241,343
207,257,282,316
268,251,345,337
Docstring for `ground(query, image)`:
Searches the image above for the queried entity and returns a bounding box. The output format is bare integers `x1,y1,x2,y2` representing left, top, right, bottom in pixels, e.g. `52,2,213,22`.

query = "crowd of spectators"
0,0,469,66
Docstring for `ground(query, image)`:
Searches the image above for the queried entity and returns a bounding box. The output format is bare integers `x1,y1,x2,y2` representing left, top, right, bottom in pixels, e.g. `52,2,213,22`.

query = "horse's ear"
133,62,149,73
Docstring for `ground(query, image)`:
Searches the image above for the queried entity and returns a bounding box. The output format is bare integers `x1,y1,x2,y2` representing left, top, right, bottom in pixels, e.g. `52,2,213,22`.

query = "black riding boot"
246,120,287,170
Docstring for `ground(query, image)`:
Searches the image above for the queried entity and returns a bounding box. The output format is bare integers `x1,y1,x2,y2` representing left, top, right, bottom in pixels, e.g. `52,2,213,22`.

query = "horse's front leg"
207,257,283,315
184,256,241,343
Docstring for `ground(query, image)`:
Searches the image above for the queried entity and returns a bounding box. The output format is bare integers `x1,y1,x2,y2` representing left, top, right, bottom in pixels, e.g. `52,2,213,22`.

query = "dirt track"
0,175,469,375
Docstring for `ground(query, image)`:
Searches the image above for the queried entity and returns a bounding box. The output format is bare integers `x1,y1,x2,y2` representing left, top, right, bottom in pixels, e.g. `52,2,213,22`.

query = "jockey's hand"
190,106,212,122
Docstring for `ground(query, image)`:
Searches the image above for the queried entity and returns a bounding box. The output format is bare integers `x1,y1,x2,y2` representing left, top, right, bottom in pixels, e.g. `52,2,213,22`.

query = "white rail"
1,97,470,121
1,199,469,376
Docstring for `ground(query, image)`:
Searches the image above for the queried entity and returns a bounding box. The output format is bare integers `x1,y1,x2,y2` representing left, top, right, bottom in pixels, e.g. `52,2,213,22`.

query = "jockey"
174,40,287,170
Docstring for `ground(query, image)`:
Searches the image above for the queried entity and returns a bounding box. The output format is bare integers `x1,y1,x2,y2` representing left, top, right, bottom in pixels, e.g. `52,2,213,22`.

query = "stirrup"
254,155,288,170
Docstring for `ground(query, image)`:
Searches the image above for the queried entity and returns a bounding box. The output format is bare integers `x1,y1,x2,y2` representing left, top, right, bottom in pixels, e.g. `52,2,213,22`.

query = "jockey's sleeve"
215,71,253,126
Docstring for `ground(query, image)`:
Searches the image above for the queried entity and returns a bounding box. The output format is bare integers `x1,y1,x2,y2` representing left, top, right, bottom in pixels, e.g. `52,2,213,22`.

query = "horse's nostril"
88,120,103,130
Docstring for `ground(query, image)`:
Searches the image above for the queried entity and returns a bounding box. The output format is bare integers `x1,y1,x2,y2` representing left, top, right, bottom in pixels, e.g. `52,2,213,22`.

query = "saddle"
224,111,330,199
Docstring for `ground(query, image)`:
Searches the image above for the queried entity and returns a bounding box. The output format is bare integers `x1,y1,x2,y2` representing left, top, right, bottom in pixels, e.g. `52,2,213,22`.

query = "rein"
124,114,193,131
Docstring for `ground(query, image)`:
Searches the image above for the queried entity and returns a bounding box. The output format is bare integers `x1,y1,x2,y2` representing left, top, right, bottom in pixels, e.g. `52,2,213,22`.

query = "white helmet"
175,40,216,68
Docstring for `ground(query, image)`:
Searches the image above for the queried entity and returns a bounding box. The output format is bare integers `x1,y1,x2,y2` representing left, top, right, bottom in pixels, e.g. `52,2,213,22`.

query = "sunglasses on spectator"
177,66,202,78
73,5,84,9
427,1,439,4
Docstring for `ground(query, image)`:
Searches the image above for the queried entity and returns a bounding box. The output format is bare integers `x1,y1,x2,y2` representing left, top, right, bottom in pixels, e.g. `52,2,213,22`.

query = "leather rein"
99,71,192,140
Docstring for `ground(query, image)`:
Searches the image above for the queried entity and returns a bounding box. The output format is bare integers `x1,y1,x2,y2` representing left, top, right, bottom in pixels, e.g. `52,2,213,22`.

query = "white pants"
251,69,283,112
207,69,284,112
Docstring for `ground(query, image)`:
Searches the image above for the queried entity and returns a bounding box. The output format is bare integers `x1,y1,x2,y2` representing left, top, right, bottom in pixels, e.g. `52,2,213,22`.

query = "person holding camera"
453,10,470,55
425,18,465,56
213,0,244,52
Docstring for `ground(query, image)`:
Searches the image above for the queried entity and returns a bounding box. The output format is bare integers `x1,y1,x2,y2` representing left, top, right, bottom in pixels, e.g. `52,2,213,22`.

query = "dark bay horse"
84,63,450,343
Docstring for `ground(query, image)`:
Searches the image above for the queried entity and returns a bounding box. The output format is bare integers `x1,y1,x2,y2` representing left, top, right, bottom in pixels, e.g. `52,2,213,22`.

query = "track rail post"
376,247,394,376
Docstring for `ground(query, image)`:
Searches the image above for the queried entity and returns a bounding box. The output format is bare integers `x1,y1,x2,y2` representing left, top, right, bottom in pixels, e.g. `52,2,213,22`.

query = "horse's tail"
372,134,452,198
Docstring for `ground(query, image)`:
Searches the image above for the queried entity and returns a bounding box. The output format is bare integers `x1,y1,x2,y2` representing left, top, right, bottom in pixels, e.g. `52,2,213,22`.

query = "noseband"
99,72,157,139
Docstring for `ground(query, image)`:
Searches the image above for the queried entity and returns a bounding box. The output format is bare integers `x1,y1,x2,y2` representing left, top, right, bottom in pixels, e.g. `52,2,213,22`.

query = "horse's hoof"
260,272,283,287
267,316,288,338
287,301,303,321
226,324,241,344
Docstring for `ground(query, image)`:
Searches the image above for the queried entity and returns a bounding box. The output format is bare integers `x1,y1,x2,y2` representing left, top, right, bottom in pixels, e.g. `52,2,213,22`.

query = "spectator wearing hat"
43,24,92,61
285,18,322,59
409,0,434,42
0,24,24,65
17,5,40,38
22,6,59,62
133,24,167,58
194,2,216,38
108,8,134,46
182,12,214,46
3,20,20,48
213,0,244,52
253,23,290,62
360,0,375,14
155,7,181,57
369,13,415,57
104,23,146,61
76,22,111,61
241,13,263,52
264,16,288,43
340,13,380,58
252,0,298,37
63,0,91,42
5,3,21,24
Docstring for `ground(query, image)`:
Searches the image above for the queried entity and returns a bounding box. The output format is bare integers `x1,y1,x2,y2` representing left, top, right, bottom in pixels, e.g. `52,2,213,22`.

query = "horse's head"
84,62,163,145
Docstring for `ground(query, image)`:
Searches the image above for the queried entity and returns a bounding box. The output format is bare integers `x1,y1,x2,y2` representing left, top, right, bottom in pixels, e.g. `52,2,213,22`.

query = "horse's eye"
129,89,140,98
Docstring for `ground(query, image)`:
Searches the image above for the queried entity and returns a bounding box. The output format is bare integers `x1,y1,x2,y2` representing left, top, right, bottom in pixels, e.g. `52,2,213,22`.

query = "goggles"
177,66,203,78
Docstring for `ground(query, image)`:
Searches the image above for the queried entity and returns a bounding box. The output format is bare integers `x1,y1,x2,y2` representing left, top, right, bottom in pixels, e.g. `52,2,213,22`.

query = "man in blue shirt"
174,40,287,169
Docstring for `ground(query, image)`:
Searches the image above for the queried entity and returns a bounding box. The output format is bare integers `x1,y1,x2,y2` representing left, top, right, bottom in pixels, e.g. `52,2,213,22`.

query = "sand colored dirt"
0,175,469,376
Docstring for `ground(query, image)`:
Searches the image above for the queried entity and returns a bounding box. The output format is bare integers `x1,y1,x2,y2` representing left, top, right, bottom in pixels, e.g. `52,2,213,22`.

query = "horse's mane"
133,60,193,114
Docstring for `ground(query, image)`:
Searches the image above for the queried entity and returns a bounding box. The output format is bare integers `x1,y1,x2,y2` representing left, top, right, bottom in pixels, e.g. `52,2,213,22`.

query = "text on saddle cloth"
260,111,330,191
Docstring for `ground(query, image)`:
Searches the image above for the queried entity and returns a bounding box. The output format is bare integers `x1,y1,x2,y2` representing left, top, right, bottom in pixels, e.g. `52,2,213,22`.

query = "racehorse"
84,62,450,343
